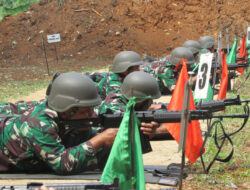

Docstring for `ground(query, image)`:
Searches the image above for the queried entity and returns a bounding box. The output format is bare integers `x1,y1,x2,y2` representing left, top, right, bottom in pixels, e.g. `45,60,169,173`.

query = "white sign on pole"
47,33,61,43
247,27,250,45
194,53,213,99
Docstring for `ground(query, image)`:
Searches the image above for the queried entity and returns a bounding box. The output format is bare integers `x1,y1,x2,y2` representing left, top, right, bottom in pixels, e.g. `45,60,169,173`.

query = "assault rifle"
60,110,212,153
60,110,213,129
195,95,242,112
210,61,249,90
219,46,250,54
156,96,246,113
212,62,249,71
236,57,247,62
59,109,249,154
0,178,119,190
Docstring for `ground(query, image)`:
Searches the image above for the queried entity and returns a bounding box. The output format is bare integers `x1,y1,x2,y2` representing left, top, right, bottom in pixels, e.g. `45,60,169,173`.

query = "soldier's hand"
149,104,162,110
140,121,159,139
101,128,119,147
35,186,55,190
90,128,118,151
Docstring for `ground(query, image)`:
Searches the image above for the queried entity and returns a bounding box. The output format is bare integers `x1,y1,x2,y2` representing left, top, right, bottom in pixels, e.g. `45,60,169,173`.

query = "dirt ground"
0,0,249,82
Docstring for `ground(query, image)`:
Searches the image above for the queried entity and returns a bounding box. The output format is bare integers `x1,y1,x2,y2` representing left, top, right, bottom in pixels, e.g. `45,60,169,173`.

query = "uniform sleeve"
98,77,109,99
98,73,122,100
0,102,19,115
15,100,45,114
97,92,127,114
20,115,100,174
0,100,44,115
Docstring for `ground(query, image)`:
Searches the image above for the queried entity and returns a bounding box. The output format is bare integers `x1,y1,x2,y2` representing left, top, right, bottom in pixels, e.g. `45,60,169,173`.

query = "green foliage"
0,0,39,20
0,7,5,19
58,0,64,6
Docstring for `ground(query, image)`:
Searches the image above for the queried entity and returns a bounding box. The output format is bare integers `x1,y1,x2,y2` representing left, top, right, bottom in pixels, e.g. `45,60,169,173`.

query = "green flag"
101,97,146,190
226,38,238,64
246,36,250,59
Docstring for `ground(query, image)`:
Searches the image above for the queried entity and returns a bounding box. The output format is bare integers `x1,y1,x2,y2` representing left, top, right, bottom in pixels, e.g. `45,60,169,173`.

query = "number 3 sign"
194,53,213,99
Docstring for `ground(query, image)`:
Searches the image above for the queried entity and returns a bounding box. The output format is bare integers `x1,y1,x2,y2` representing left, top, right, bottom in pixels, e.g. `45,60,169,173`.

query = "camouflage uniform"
96,71,161,114
97,72,123,100
85,71,112,100
96,92,127,114
140,58,175,94
94,72,125,114
85,71,109,86
0,101,108,174
0,100,45,115
158,55,171,62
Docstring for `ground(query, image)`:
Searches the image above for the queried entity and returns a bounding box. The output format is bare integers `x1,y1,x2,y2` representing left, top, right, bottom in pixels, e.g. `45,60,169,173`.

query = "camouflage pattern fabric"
158,55,171,62
85,71,112,100
85,71,110,86
140,59,175,94
96,92,127,114
0,101,108,174
93,72,127,114
0,99,45,115
97,72,123,100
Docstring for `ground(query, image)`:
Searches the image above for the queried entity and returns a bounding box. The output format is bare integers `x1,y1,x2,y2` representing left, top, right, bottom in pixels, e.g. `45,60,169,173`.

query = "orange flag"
162,59,204,164
217,49,228,100
237,35,247,75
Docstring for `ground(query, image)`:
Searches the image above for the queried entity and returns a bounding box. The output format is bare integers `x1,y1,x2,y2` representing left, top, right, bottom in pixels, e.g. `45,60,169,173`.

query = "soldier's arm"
22,118,113,175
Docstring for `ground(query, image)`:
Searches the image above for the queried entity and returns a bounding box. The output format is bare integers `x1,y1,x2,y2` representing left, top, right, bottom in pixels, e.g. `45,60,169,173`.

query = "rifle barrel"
213,114,249,119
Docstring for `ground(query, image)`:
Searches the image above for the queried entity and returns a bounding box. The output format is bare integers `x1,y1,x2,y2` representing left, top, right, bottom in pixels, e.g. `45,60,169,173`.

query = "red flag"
217,49,228,100
162,59,204,164
237,35,247,75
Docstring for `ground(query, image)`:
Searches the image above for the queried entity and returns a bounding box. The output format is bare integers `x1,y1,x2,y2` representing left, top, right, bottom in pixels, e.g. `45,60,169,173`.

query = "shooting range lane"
0,141,181,189
1,91,183,189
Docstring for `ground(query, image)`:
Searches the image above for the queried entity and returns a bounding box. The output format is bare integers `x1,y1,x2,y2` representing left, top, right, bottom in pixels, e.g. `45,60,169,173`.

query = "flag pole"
129,88,136,190
226,28,230,54
178,72,193,190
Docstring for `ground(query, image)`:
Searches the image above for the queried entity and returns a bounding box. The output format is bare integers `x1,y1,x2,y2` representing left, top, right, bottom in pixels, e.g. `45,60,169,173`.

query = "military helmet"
47,72,101,112
199,36,215,49
182,40,201,54
170,47,195,66
109,51,143,73
121,71,161,100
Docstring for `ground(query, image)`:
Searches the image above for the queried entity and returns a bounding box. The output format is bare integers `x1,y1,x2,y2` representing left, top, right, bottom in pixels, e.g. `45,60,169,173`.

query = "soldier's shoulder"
27,100,58,120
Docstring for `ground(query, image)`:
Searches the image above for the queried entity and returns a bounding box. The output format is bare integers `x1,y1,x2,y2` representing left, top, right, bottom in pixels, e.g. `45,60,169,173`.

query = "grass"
0,65,110,103
0,80,50,103
186,70,250,189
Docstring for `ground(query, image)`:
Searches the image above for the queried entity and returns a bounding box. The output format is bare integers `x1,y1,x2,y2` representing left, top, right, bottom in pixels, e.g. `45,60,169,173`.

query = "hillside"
0,0,249,79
